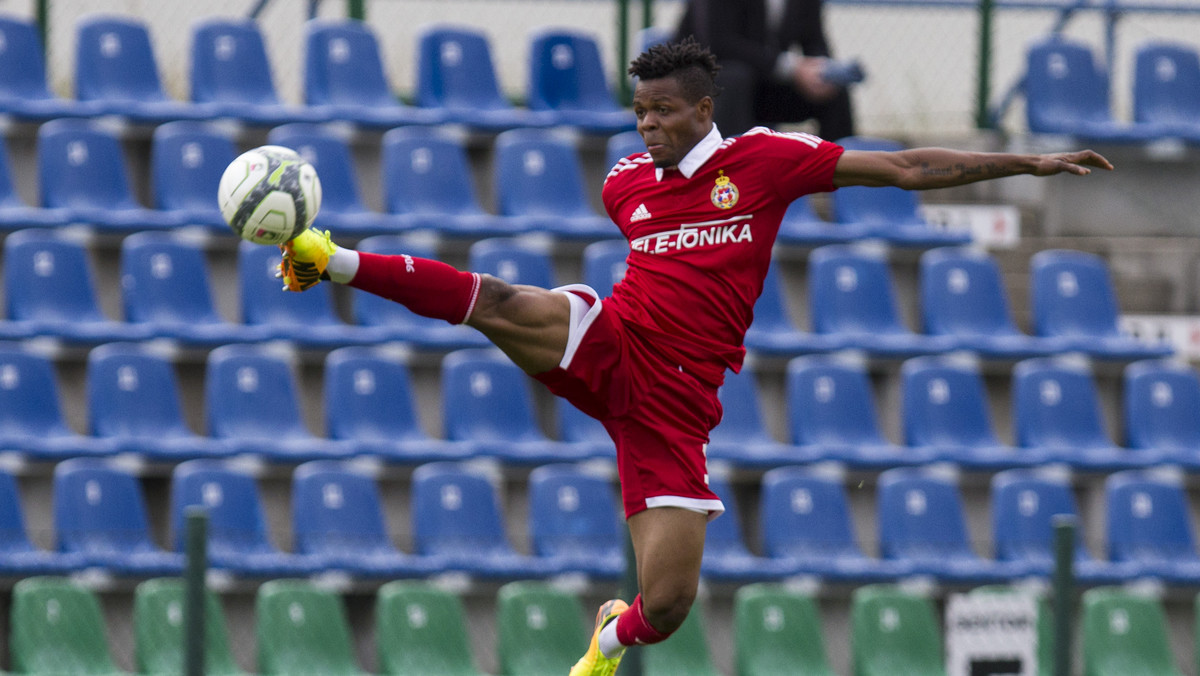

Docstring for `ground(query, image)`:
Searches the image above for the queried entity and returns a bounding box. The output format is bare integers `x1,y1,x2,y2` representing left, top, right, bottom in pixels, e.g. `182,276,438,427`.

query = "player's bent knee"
640,586,696,634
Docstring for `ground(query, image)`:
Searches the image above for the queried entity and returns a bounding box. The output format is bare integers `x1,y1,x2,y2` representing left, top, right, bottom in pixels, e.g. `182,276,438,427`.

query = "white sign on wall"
920,204,1022,248
946,593,1039,676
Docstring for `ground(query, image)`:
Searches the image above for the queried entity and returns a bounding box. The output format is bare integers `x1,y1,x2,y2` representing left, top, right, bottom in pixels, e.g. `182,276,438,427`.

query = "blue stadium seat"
744,264,847,357
468,237,556,289
526,29,635,134
411,461,553,578
441,348,589,463
267,123,403,236
555,399,613,457
830,138,971,248
700,475,791,582
0,137,70,229
777,195,872,246
37,118,181,231
292,460,436,578
74,15,208,123
991,469,1134,583
919,247,1066,358
901,354,1040,470
121,232,266,345
1012,356,1150,471
527,464,624,578
54,458,184,576
171,459,320,577
352,235,489,349
709,365,816,468
808,244,957,357
1133,42,1200,143
761,466,903,582
1105,470,1200,584
205,343,353,462
238,241,378,348
1024,37,1167,143
1124,359,1200,469
324,346,469,463
0,342,111,459
87,342,230,461
0,16,99,120
877,468,1008,583
189,18,326,125
493,129,617,239
5,229,150,344
786,354,929,468
1030,249,1173,360
605,130,646,170
415,25,555,131
0,469,81,575
303,19,443,129
380,126,514,237
581,238,629,295
150,121,238,231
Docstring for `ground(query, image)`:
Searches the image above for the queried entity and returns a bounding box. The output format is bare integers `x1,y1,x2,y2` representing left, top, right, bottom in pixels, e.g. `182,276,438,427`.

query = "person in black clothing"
675,0,857,140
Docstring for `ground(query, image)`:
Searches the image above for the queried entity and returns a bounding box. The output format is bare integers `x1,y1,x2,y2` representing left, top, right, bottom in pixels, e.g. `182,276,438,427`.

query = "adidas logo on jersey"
630,203,652,222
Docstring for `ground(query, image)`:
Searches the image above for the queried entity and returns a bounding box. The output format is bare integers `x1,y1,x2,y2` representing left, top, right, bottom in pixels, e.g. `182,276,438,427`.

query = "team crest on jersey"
710,170,739,209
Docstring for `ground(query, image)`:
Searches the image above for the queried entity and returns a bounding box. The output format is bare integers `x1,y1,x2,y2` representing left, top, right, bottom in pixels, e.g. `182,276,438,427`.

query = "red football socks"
349,251,481,325
614,594,673,647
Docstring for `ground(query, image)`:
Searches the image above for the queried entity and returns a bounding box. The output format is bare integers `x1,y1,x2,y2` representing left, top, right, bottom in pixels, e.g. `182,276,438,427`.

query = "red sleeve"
741,128,845,204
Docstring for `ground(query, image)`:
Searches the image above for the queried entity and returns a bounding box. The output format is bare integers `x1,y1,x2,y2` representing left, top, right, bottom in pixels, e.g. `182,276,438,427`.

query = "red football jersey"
600,126,844,386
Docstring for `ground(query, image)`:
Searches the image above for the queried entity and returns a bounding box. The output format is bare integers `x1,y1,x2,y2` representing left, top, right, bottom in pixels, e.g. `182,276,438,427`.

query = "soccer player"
276,37,1111,676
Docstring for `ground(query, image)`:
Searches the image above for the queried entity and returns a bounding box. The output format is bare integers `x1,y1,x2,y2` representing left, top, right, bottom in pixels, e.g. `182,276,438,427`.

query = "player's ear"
696,95,713,121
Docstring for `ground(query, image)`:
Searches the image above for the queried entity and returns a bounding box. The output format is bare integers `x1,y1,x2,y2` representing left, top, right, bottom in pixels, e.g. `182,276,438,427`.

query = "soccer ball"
217,145,322,245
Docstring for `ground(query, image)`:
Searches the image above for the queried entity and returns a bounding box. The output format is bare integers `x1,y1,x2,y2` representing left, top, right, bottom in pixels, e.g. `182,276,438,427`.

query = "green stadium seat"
376,581,485,676
255,580,368,676
133,578,247,676
1083,588,1181,676
734,584,837,676
643,601,722,676
9,576,131,675
495,581,587,676
851,585,946,676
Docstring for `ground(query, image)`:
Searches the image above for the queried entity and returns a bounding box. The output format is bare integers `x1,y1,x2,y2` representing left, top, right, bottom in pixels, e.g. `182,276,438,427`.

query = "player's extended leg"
278,228,571,374
572,506,707,675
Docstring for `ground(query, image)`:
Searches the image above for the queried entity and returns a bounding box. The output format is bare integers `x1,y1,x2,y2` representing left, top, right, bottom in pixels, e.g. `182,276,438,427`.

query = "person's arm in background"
833,147,1114,190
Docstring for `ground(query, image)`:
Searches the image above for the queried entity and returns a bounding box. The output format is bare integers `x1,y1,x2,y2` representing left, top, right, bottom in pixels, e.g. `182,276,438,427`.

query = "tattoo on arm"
919,161,1008,182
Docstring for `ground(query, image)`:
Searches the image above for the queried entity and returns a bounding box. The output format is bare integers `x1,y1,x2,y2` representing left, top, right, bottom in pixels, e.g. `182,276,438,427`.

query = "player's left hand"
1033,150,1114,176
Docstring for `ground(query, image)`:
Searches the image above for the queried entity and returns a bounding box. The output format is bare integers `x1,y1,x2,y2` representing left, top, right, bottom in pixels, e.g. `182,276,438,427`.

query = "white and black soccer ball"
217,145,322,245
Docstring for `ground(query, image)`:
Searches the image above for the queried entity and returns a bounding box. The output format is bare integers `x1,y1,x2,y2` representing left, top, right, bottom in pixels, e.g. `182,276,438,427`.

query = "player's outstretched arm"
832,147,1113,190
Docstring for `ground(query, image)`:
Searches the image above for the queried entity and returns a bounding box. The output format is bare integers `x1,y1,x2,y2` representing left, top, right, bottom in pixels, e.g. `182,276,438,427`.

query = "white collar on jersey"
655,124,723,182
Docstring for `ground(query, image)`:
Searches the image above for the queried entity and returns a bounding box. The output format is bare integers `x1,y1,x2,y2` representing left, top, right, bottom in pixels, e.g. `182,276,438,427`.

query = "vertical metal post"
184,507,208,676
975,0,994,129
641,0,654,31
1052,515,1076,676
36,0,49,55
620,528,643,676
348,0,366,21
617,0,631,104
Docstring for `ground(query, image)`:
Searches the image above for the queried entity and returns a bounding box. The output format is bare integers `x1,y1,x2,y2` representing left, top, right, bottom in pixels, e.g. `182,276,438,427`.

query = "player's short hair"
628,36,720,103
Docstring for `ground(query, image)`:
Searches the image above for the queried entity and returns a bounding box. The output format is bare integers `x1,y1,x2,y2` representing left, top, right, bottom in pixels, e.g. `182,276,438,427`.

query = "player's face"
632,76,713,169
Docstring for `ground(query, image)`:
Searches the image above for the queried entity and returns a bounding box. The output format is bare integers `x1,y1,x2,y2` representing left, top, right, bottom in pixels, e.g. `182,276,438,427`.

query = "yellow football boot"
568,599,629,676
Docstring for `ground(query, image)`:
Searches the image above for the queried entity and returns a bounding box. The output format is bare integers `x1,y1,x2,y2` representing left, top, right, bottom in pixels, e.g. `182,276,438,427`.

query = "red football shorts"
533,285,726,520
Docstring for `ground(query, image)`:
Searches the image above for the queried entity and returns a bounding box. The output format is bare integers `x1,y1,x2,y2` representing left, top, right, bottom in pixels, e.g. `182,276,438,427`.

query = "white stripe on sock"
598,618,626,659
326,248,359,284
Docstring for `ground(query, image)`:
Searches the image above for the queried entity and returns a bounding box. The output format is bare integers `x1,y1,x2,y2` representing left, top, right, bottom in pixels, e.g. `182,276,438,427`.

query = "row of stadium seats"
0,118,966,247
9,456,1200,586
7,576,1189,676
0,15,635,134
1025,37,1200,143
0,226,1168,361
0,335,1194,471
